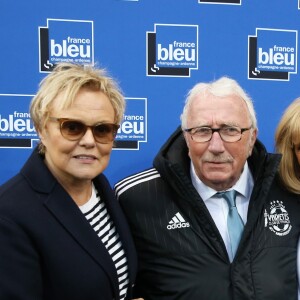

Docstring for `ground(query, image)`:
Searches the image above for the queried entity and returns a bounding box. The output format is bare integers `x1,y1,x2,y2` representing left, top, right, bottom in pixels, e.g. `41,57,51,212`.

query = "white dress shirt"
190,162,300,298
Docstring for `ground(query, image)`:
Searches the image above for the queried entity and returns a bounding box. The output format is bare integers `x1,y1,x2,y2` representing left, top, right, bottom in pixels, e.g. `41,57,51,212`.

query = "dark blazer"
0,148,137,300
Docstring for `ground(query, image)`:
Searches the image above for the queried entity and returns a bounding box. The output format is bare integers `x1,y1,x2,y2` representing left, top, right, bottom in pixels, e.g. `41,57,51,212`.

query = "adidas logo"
167,212,190,230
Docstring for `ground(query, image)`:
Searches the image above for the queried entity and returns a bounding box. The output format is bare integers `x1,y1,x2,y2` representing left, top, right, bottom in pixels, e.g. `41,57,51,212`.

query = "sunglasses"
49,117,120,144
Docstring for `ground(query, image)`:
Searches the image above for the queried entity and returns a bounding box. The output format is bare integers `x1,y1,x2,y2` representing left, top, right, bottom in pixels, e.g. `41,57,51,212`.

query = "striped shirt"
79,184,129,300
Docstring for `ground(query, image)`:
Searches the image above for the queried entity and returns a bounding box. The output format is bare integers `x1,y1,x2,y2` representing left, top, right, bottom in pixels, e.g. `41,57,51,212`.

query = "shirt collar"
190,161,254,202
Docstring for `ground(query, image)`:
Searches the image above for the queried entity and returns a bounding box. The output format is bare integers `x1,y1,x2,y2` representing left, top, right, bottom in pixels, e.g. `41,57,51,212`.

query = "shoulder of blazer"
20,147,57,194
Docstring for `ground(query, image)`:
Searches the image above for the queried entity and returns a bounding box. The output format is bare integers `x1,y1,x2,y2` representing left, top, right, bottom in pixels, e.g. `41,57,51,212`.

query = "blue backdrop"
0,0,299,186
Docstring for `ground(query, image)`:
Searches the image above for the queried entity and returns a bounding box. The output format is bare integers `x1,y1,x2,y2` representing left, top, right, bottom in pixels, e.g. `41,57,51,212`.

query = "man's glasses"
184,126,252,143
49,117,119,144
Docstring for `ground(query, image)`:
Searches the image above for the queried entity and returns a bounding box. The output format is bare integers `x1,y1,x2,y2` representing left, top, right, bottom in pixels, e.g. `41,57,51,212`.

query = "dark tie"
222,190,244,259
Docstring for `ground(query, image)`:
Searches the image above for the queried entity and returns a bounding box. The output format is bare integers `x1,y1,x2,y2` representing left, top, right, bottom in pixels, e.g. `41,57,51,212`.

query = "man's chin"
202,174,235,190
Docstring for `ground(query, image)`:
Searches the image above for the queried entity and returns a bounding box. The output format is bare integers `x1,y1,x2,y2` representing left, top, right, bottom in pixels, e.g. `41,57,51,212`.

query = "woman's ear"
37,124,49,143
37,129,44,141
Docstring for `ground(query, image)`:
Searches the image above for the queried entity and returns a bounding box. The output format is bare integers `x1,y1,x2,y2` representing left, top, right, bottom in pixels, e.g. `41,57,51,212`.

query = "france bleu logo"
248,28,297,81
146,24,198,77
0,94,39,149
39,19,94,73
115,98,147,150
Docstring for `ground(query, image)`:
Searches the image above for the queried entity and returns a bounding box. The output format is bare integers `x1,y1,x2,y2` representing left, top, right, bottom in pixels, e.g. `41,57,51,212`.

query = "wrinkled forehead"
187,93,251,126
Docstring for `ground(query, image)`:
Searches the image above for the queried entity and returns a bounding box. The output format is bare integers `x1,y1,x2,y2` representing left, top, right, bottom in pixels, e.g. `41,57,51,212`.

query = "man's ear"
248,128,258,156
183,131,189,146
251,128,258,146
182,132,191,157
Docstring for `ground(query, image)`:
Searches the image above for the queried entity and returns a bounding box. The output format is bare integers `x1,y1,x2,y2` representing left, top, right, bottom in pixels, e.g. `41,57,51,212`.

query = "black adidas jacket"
115,126,300,300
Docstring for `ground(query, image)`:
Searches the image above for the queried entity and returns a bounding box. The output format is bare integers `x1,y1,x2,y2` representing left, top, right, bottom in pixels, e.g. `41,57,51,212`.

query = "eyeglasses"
184,126,252,143
49,117,119,144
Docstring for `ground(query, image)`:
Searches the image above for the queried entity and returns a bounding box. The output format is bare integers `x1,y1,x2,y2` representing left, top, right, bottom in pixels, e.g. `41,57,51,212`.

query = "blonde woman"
0,63,140,300
275,97,300,194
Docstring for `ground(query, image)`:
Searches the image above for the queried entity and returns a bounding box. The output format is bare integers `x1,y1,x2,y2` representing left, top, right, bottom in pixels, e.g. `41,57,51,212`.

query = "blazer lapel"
43,185,120,299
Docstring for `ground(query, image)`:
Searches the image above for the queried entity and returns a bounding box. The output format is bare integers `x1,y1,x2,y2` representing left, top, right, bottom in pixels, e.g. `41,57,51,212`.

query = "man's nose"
207,131,225,153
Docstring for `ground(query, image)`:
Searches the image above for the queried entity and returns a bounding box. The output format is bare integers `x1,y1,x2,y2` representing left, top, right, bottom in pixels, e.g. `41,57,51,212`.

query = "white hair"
180,76,257,130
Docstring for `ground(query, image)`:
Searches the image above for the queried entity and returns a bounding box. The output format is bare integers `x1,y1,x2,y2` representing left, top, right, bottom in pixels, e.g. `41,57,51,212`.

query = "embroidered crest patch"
264,201,292,236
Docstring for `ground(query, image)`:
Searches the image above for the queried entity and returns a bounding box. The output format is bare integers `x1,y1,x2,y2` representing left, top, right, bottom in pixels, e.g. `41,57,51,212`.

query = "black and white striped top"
79,185,129,300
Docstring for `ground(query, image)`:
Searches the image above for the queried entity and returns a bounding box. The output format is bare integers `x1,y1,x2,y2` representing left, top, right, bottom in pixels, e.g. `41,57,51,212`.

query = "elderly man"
115,77,300,300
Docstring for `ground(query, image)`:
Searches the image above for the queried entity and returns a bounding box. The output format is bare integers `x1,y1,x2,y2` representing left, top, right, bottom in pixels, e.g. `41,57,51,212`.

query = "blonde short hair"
30,63,125,132
275,97,300,194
